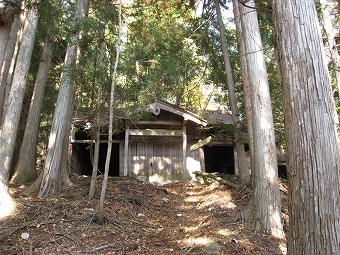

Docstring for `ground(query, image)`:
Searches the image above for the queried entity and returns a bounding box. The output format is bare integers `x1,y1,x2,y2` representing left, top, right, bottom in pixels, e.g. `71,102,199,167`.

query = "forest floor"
1,175,288,255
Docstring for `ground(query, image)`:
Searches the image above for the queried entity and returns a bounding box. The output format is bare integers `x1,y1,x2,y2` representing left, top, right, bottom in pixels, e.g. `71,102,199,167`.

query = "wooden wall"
119,141,201,184
70,144,87,175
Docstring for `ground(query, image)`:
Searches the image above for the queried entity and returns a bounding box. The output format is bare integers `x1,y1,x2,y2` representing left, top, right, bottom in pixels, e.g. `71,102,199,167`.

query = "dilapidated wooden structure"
70,100,237,184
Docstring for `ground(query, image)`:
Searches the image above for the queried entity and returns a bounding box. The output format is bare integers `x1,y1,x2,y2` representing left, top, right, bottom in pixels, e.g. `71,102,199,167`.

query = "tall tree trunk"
232,0,254,183
0,5,39,217
319,0,340,96
89,33,105,200
59,116,73,187
0,0,16,69
0,23,10,72
10,33,55,185
39,0,90,197
213,0,249,184
98,2,122,223
272,1,340,254
0,16,21,125
238,0,284,238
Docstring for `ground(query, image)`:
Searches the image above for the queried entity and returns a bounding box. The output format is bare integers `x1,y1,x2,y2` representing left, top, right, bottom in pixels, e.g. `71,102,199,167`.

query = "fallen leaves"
0,175,287,254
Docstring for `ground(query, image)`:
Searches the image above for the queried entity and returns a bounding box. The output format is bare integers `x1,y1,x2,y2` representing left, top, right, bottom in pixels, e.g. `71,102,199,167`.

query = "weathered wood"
70,128,76,142
193,171,239,189
233,146,239,176
133,120,182,126
129,129,182,136
71,139,122,144
149,101,207,126
199,148,205,172
182,119,188,180
73,139,95,143
189,136,211,152
123,127,129,176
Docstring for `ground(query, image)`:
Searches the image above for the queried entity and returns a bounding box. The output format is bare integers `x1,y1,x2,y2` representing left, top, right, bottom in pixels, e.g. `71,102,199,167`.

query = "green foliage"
118,0,208,109
26,0,294,154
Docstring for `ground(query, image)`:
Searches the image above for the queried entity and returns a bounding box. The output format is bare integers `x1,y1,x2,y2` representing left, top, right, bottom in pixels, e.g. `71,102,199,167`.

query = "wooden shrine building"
70,100,237,184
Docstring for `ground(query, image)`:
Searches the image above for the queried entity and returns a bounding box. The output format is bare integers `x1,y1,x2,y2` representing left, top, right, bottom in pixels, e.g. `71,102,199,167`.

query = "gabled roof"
203,112,233,125
148,100,208,126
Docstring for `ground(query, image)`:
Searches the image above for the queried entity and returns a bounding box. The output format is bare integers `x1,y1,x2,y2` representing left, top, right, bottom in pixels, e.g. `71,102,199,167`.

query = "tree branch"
237,0,272,13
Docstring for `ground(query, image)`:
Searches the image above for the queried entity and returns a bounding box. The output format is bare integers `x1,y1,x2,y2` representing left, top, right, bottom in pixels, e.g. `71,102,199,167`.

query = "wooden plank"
123,127,129,176
146,143,153,179
129,129,182,136
182,124,188,181
133,120,182,126
70,128,76,142
150,102,208,126
233,146,239,176
193,171,239,189
119,143,124,176
72,139,95,144
199,147,205,172
189,136,212,152
71,139,122,144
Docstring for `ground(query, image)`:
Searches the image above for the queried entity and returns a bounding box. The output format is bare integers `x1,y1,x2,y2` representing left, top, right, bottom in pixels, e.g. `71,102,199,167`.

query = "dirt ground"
0,175,287,255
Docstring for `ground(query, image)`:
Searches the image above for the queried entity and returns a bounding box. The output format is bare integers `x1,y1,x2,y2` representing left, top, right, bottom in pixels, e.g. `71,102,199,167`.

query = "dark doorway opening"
72,143,120,177
204,145,234,174
278,164,287,179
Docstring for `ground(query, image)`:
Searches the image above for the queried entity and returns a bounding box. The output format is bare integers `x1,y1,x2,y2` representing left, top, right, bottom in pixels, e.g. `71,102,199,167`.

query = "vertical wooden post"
233,145,239,176
199,147,205,172
182,119,188,180
70,126,75,143
123,127,129,176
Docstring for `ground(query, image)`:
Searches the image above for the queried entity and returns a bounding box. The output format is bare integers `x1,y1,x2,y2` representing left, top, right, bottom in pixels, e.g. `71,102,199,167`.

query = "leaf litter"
0,175,288,254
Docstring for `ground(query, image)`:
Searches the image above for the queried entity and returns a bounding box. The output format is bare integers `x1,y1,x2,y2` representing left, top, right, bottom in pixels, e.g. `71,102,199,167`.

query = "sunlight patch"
279,242,287,254
225,201,237,209
0,183,16,219
184,236,212,246
184,195,202,203
217,228,232,237
149,174,172,185
199,193,236,209
187,157,200,176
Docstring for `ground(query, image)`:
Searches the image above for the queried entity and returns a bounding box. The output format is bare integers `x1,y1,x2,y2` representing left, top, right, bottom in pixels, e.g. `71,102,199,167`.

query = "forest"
0,0,339,254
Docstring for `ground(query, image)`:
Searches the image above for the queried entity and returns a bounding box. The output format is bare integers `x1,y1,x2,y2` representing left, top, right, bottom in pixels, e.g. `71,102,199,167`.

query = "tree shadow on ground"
0,175,287,254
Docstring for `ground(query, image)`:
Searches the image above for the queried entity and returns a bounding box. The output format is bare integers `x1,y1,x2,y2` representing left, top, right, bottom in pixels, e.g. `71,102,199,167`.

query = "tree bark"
0,5,39,217
0,0,16,70
0,23,10,72
0,16,21,124
232,0,254,183
98,2,122,223
238,0,284,238
39,0,90,197
272,1,340,254
213,0,249,184
319,0,340,96
10,33,55,185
